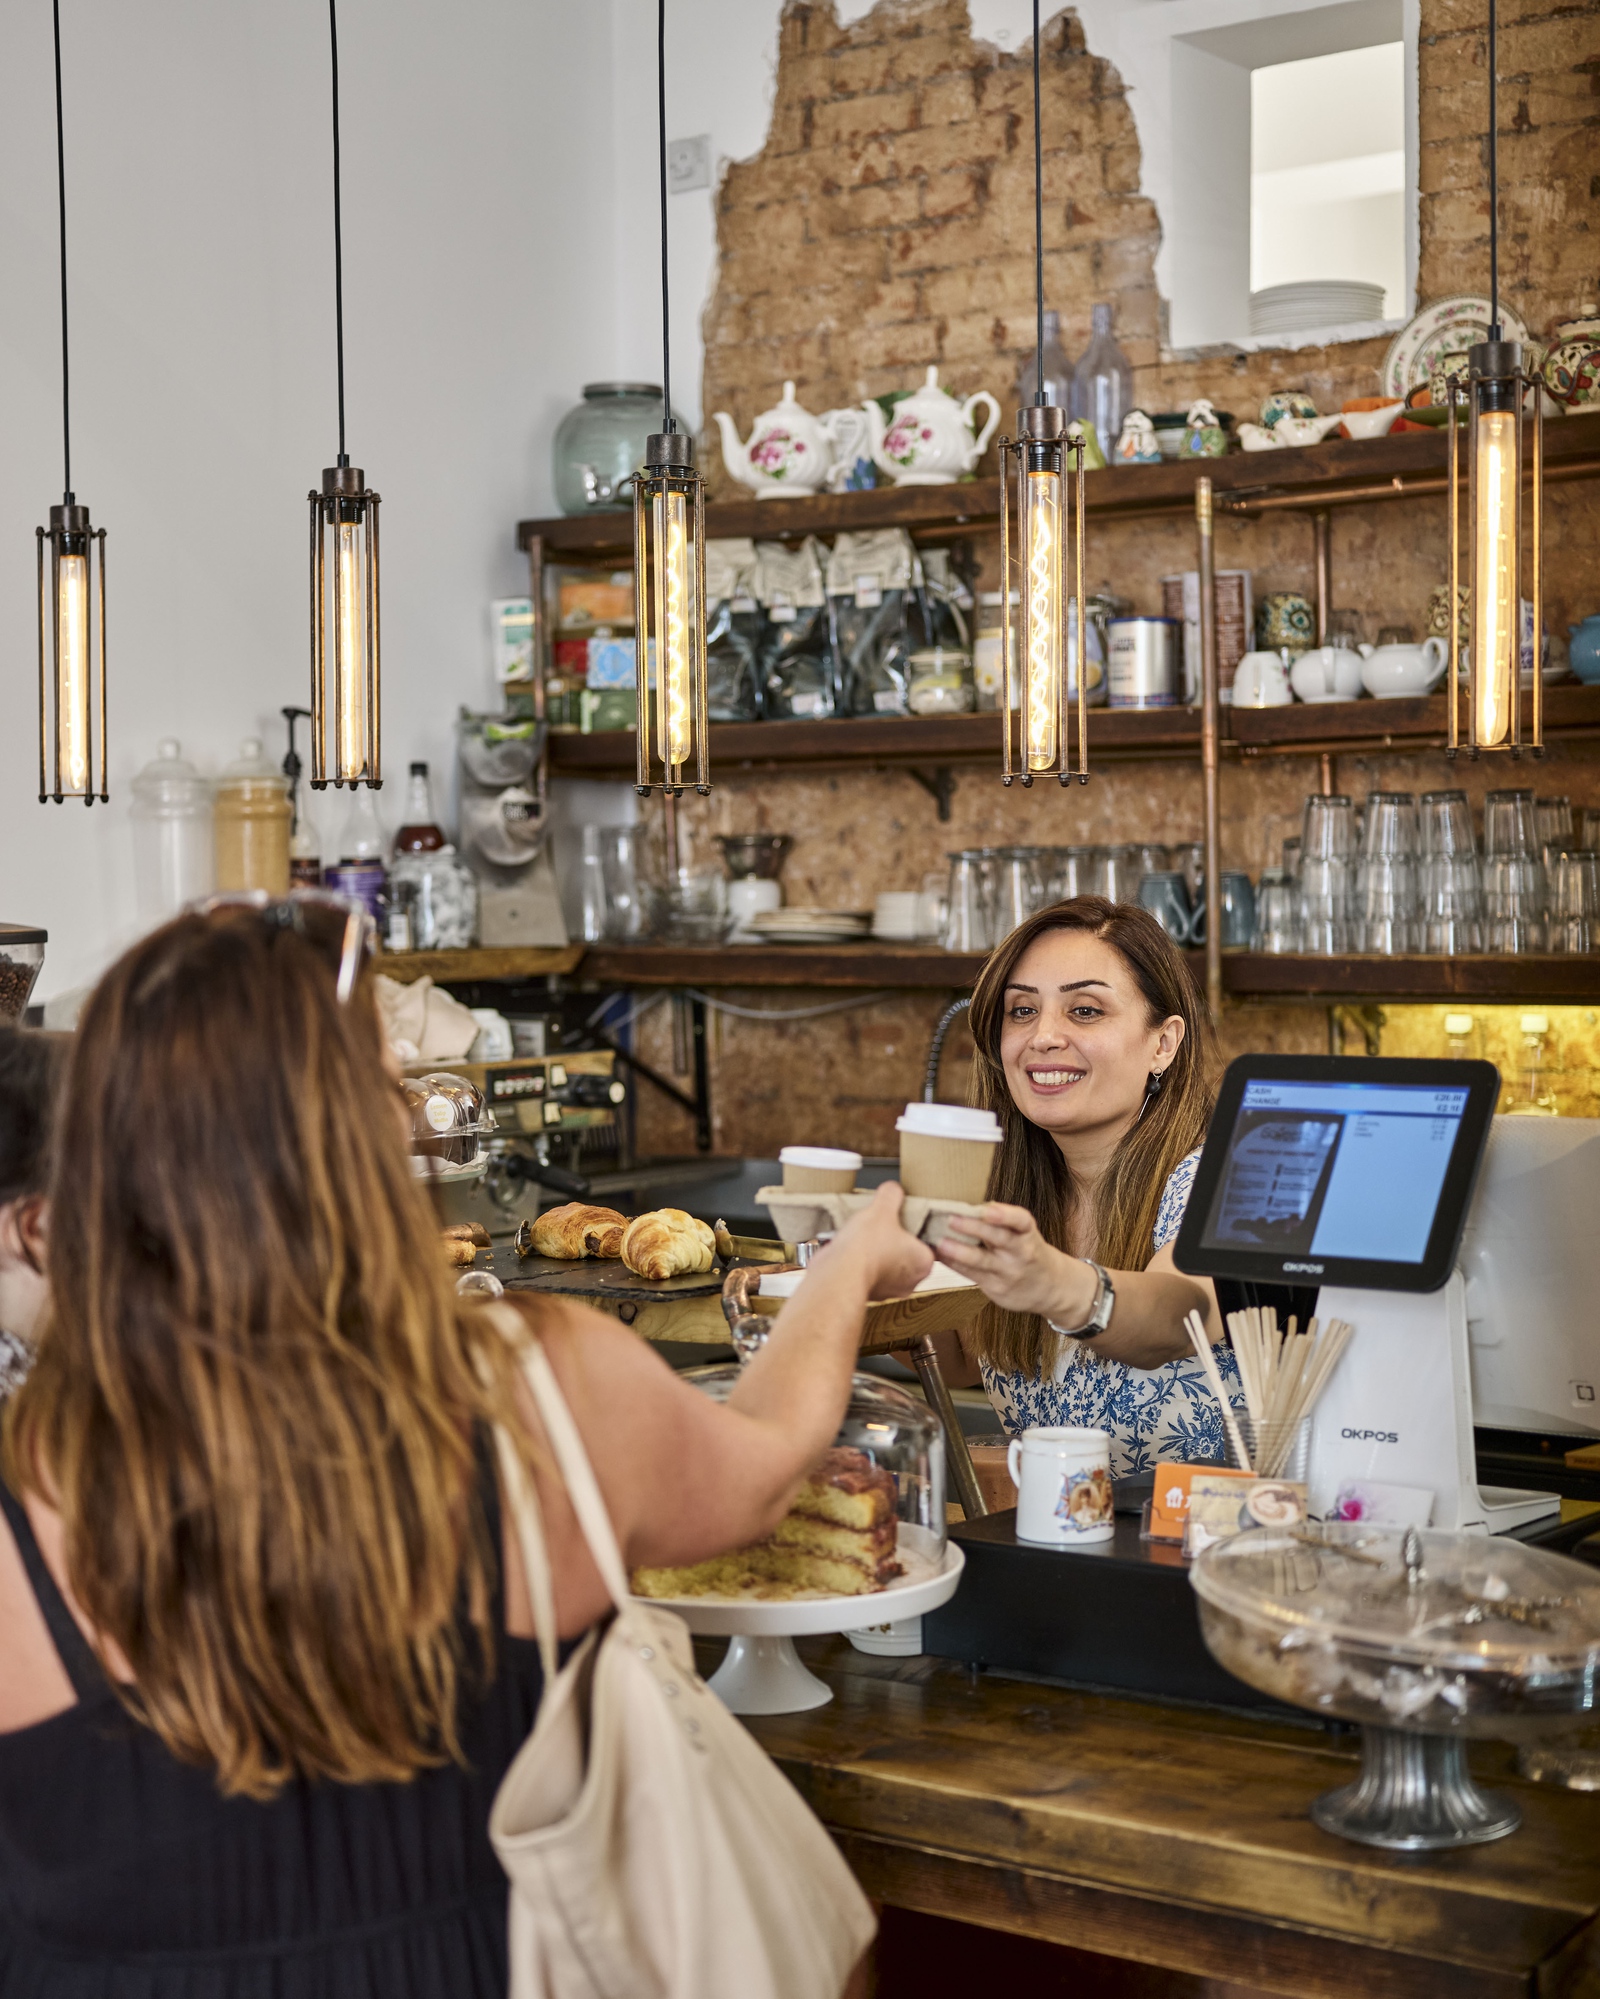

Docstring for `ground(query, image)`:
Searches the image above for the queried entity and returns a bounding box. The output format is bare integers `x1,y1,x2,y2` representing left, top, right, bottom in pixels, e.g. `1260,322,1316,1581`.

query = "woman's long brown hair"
966,896,1216,1378
4,910,532,1800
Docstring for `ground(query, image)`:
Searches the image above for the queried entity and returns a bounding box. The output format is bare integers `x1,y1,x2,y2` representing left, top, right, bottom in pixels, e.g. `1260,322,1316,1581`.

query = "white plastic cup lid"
779,1146,863,1170
895,1103,1004,1141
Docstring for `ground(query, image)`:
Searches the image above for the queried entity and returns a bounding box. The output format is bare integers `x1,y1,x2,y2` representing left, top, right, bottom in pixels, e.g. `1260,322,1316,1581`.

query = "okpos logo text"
1341,1426,1399,1444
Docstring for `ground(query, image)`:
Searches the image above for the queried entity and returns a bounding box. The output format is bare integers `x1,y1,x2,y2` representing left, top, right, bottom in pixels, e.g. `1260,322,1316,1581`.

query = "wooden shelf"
518,411,1600,558
397,941,1599,1003
546,684,1600,777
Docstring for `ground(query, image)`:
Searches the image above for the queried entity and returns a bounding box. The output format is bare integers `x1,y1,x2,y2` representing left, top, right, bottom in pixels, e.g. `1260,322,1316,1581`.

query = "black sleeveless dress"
0,1445,546,1998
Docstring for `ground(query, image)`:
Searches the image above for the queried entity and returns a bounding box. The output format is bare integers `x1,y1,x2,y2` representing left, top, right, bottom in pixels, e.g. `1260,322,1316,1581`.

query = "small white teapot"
1291,642,1365,704
1361,635,1448,699
862,366,1001,486
1231,649,1294,708
713,382,868,499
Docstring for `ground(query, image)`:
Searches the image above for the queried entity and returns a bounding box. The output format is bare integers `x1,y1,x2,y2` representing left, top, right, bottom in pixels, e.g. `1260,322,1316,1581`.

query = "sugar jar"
130,738,215,925
213,738,291,896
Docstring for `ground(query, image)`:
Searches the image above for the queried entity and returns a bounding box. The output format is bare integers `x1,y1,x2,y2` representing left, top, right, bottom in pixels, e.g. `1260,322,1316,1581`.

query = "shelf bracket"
908,766,957,821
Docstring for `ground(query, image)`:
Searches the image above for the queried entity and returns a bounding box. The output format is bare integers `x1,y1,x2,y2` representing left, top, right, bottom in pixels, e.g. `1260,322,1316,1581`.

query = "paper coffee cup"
779,1145,862,1193
894,1103,1002,1202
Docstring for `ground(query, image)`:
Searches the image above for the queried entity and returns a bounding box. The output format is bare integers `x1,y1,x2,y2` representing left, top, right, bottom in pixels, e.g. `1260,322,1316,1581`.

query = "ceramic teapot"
1231,650,1294,708
1291,642,1365,704
713,382,869,498
862,366,1001,486
1361,635,1447,699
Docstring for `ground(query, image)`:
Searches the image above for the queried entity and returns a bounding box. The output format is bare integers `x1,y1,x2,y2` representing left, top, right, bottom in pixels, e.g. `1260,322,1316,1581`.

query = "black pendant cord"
52,0,72,502
657,0,673,432
1486,0,1499,339
329,0,348,465
1032,0,1044,404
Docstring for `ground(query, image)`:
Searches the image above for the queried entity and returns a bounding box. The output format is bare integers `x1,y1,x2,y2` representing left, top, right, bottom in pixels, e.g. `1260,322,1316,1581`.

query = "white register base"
1309,1273,1558,1534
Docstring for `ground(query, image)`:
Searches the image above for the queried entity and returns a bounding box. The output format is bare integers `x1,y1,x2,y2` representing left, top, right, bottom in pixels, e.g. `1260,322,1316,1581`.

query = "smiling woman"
933,898,1246,1477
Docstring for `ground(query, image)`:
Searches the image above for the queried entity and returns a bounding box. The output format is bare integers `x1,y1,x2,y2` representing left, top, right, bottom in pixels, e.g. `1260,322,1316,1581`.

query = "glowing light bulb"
57,551,89,795
1473,410,1518,748
335,520,367,779
654,488,693,771
1022,468,1061,771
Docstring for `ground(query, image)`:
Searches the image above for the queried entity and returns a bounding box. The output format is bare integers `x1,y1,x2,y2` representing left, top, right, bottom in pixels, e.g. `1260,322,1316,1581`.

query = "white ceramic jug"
1231,650,1294,708
861,366,1001,486
1361,636,1448,698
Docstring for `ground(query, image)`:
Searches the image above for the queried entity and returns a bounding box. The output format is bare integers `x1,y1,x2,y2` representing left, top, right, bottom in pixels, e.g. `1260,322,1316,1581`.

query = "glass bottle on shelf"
394,761,446,854
1504,1013,1560,1115
1443,1012,1478,1062
322,788,389,926
1071,302,1134,449
1014,309,1072,416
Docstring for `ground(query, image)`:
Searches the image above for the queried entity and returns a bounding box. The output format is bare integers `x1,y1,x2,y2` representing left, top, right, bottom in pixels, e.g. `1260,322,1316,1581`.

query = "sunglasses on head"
193,890,376,1004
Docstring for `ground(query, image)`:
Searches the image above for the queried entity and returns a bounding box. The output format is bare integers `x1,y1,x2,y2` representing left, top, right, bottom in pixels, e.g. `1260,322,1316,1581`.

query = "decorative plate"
1381,296,1532,402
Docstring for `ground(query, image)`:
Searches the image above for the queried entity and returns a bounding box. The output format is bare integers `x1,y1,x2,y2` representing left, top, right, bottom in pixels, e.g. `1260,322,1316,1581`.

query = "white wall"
0,0,616,999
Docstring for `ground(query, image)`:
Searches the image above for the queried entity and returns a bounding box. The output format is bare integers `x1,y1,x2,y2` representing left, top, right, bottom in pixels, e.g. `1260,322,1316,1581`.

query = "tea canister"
1106,617,1179,709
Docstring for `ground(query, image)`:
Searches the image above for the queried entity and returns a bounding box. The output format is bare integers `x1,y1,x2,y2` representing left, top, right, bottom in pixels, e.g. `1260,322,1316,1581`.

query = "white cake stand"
636,1525,965,1714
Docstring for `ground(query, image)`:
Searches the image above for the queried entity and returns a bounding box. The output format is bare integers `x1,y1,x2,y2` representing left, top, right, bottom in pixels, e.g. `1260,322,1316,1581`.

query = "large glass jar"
389,845,477,950
551,383,685,516
213,738,291,895
130,738,214,925
0,926,46,1026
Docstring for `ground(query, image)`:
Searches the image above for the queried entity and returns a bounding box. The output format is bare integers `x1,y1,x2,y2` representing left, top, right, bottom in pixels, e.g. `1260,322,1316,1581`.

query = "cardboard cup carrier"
895,1103,1002,1203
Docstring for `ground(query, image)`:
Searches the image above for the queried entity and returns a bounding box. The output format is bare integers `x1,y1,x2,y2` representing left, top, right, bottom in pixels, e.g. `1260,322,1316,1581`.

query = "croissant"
525,1202,627,1261
441,1234,479,1268
621,1208,717,1282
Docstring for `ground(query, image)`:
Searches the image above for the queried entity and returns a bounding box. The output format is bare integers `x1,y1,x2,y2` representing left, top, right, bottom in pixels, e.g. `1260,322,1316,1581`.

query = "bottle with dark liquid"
394,761,445,854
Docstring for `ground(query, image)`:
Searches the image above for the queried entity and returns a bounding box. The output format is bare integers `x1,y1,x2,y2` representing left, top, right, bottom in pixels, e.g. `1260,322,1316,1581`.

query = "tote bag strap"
487,1302,633,1616
486,1308,560,1686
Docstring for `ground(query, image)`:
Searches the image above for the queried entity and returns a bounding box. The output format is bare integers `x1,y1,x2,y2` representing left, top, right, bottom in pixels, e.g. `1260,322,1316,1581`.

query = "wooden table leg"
907,1332,987,1519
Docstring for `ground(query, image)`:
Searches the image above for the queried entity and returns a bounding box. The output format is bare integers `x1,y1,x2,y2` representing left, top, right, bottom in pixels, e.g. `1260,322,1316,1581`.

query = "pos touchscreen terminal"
1175,1055,1554,1535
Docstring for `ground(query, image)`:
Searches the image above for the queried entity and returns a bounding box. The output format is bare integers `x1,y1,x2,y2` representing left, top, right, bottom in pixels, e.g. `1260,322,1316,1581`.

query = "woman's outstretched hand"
935,1202,1093,1323
811,1180,933,1300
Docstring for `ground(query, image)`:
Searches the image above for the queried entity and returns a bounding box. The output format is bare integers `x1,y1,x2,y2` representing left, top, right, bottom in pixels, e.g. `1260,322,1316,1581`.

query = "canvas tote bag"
486,1308,876,1999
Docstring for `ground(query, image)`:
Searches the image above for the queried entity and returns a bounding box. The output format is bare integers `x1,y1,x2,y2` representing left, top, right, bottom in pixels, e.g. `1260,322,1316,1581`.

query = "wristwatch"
1047,1259,1115,1341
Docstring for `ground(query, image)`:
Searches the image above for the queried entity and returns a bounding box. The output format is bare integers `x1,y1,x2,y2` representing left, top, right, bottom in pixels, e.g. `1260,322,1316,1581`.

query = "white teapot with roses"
861,366,1001,486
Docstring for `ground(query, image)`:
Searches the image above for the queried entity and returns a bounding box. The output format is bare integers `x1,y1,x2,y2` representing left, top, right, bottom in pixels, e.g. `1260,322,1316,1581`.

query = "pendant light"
1447,0,1542,759
999,0,1087,787
308,0,381,790
36,0,106,806
632,0,710,802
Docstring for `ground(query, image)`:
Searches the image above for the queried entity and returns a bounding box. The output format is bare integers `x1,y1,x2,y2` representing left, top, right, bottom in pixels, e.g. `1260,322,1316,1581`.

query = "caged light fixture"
308,0,381,791
998,0,1087,788
1446,0,1542,760
37,0,107,807
632,0,709,809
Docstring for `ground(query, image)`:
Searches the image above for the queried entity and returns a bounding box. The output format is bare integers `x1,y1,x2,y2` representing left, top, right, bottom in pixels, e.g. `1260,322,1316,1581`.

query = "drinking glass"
1174,840,1205,904
1549,851,1600,953
1302,793,1357,860
1484,855,1546,953
993,847,1046,938
1361,791,1418,858
1422,853,1484,955
1483,788,1539,859
1535,796,1573,854
1135,842,1171,878
574,824,609,944
1354,853,1420,954
944,850,992,951
1297,860,1353,954
916,869,948,942
1050,845,1096,902
601,826,646,941
1580,807,1600,854
1280,835,1302,881
1100,843,1145,905
1419,789,1476,858
1137,871,1193,943
1251,870,1298,953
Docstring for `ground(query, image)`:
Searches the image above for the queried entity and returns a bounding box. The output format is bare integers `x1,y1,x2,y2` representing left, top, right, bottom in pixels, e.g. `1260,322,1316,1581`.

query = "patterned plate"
1381,295,1532,402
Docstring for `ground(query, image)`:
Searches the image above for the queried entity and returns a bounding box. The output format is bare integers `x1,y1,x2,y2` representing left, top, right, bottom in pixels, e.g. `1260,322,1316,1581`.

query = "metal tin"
1107,616,1180,708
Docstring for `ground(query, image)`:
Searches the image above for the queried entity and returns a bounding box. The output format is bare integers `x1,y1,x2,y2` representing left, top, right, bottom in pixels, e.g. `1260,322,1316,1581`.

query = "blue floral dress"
980,1150,1245,1477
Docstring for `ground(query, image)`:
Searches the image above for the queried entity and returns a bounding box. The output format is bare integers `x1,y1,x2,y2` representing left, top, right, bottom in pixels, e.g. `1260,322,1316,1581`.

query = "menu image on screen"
1201,1082,1470,1266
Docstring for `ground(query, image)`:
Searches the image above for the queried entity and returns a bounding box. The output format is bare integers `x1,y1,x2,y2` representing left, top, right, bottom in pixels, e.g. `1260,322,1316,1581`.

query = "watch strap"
1047,1258,1114,1341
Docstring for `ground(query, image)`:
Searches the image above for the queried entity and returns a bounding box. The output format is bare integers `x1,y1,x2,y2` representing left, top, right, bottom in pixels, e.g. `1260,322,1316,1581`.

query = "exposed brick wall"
645,0,1600,1164
702,0,1600,467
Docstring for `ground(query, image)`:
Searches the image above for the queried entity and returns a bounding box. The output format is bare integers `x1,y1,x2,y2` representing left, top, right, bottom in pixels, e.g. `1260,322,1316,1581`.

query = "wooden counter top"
735,1639,1600,1998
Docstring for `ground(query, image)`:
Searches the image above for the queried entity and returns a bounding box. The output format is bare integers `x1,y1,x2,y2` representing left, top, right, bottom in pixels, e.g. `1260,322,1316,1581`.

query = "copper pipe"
1222,456,1598,519
1196,476,1222,1025
1530,379,1544,752
1313,509,1331,643
1320,751,1335,796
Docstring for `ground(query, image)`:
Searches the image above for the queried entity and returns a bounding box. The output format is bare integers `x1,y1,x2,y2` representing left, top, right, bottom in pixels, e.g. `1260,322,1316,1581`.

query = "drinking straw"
1184,1309,1254,1473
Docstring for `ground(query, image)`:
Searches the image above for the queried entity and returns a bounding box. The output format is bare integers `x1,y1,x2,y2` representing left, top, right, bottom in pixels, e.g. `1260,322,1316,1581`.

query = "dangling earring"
1136,1067,1165,1123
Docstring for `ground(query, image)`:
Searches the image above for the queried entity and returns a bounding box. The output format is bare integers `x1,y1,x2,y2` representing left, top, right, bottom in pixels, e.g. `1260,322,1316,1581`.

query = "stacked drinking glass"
1482,789,1547,953
1296,795,1357,953
1355,792,1421,954
1419,788,1482,955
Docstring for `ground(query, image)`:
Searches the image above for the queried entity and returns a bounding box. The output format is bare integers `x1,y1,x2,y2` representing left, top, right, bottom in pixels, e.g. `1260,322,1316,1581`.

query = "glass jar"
551,383,684,516
907,644,975,716
972,591,1016,712
389,845,477,950
213,738,291,895
0,926,46,1026
130,738,214,925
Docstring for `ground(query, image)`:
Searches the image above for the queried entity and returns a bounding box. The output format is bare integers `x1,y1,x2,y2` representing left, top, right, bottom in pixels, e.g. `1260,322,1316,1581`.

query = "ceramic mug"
1186,871,1256,949
1231,649,1294,708
1256,592,1317,656
1008,1426,1115,1547
1290,643,1365,704
1137,871,1193,945
1570,615,1600,685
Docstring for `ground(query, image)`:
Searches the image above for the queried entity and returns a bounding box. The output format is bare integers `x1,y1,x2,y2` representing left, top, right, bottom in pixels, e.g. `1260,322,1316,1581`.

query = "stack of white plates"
745,907,872,944
1249,281,1386,337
